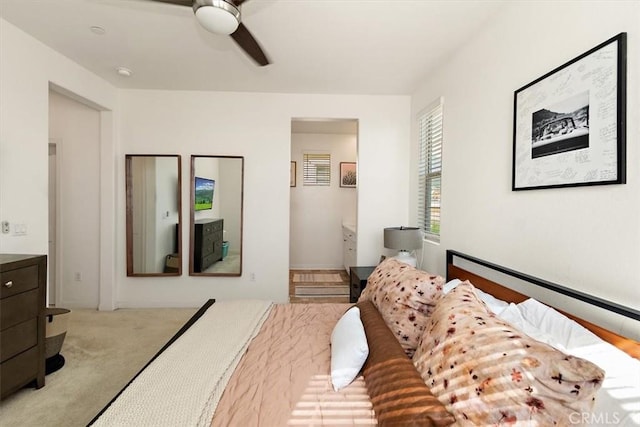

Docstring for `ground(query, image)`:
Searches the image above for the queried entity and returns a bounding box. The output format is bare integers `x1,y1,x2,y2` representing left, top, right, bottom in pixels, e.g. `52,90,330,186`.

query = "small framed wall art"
340,162,356,188
512,33,626,191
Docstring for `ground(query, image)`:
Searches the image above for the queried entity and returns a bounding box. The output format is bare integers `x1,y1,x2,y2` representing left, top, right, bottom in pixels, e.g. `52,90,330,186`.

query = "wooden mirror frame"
126,154,182,277
189,155,244,277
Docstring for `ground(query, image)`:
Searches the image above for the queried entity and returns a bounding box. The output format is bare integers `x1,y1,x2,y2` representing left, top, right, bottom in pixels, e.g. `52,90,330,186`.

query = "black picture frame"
339,162,356,188
512,33,626,191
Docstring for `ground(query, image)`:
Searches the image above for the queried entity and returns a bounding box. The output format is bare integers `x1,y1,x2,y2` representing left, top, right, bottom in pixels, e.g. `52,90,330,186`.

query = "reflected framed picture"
512,33,626,191
290,161,296,187
340,162,356,188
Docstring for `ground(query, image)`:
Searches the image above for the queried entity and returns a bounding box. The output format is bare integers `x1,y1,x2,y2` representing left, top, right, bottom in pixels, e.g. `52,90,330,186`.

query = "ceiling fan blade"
230,22,270,66
149,0,193,6
233,0,249,6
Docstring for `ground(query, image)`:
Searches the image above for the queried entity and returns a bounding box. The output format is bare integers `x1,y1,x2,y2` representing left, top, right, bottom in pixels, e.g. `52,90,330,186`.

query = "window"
417,99,443,241
303,153,331,186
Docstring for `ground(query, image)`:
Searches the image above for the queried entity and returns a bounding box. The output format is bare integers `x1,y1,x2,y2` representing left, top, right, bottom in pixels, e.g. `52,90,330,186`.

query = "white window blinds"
303,153,331,186
417,99,443,241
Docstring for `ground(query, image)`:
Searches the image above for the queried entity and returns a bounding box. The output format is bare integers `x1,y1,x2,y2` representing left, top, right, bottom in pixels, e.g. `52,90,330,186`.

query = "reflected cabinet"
190,155,244,276
126,155,182,276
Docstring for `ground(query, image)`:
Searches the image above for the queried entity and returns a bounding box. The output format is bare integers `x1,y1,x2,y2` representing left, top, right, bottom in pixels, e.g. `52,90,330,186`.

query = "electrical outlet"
250,273,256,282
1,221,9,234
74,272,82,282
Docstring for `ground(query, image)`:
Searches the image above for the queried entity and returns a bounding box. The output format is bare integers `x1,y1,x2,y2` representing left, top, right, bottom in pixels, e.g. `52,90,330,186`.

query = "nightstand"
349,266,376,303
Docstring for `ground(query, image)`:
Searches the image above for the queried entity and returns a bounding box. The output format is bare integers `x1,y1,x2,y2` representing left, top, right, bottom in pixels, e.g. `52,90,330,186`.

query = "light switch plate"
1,221,9,234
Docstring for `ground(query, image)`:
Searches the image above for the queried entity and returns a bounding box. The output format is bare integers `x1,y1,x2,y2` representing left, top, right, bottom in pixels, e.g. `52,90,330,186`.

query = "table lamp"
383,226,423,267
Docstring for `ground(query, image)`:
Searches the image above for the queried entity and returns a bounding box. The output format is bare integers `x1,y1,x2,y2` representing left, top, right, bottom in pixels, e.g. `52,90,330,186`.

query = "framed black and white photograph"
512,33,626,191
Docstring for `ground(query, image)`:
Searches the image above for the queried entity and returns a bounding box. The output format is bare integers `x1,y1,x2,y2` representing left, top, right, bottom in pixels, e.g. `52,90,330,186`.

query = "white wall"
0,19,117,309
8,3,636,316
410,2,640,315
192,156,242,253
0,19,410,309
154,157,180,267
290,132,357,269
218,158,243,254
48,91,101,307
117,91,410,307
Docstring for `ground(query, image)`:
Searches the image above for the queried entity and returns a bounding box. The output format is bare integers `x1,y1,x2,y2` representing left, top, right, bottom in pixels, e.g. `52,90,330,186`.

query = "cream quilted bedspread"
92,299,272,427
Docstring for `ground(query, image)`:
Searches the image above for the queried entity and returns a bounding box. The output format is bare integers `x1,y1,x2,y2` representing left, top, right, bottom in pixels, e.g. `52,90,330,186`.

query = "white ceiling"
0,0,507,95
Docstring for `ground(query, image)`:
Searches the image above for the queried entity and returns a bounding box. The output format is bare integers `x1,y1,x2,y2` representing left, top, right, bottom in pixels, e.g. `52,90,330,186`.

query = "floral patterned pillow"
412,281,605,425
358,258,445,357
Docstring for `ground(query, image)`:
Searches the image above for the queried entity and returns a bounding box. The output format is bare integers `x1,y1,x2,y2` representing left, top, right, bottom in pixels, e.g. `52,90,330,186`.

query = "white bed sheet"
515,298,640,426
446,279,640,426
571,341,640,426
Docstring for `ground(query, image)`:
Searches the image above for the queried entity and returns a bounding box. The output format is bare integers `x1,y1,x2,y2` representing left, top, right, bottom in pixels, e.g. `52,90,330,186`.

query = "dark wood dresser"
0,254,47,399
193,218,223,272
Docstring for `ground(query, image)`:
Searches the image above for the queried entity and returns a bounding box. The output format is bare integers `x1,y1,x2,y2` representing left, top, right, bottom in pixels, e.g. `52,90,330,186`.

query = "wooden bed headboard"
446,250,640,359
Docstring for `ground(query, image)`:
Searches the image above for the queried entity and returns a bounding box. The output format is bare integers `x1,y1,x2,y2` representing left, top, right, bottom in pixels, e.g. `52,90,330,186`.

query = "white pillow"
443,279,509,315
443,279,461,294
330,306,369,391
498,303,566,350
503,300,640,424
516,298,600,350
475,288,510,315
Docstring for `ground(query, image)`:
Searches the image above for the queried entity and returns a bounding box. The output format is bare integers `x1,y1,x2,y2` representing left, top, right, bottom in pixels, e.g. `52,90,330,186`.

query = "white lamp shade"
195,5,239,35
384,227,422,251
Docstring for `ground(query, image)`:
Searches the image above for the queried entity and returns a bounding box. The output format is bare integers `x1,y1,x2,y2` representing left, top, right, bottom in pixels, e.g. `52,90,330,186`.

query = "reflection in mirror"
126,155,182,276
190,155,244,276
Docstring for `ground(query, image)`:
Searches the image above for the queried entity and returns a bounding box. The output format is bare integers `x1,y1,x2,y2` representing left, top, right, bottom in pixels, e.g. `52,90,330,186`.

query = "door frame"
48,139,63,307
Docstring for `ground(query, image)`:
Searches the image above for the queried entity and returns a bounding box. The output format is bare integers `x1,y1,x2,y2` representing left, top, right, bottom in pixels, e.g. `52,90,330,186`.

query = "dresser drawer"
193,220,223,272
201,253,217,270
0,345,38,399
200,222,215,236
200,220,223,235
0,318,37,363
213,238,222,255
0,290,39,331
211,220,223,232
200,234,216,256
0,264,39,299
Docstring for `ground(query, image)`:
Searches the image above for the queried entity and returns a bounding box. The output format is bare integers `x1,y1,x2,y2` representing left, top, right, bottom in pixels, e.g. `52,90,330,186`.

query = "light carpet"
0,307,197,427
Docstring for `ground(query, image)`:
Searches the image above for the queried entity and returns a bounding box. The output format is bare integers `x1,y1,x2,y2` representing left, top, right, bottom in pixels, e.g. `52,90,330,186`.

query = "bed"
90,250,640,426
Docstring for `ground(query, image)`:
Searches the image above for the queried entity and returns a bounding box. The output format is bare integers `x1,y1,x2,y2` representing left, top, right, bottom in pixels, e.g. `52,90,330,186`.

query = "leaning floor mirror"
126,154,182,276
190,155,244,276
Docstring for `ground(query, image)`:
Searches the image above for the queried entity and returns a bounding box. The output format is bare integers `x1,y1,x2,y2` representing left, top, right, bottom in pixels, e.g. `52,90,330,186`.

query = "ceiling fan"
150,0,270,66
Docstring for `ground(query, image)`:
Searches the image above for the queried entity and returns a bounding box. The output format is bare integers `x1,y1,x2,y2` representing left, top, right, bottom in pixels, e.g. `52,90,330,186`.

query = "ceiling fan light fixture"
194,1,240,36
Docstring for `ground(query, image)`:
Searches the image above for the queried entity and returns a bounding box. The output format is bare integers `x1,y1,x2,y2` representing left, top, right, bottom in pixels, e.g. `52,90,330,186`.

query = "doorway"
48,141,59,306
289,118,358,301
48,89,102,308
